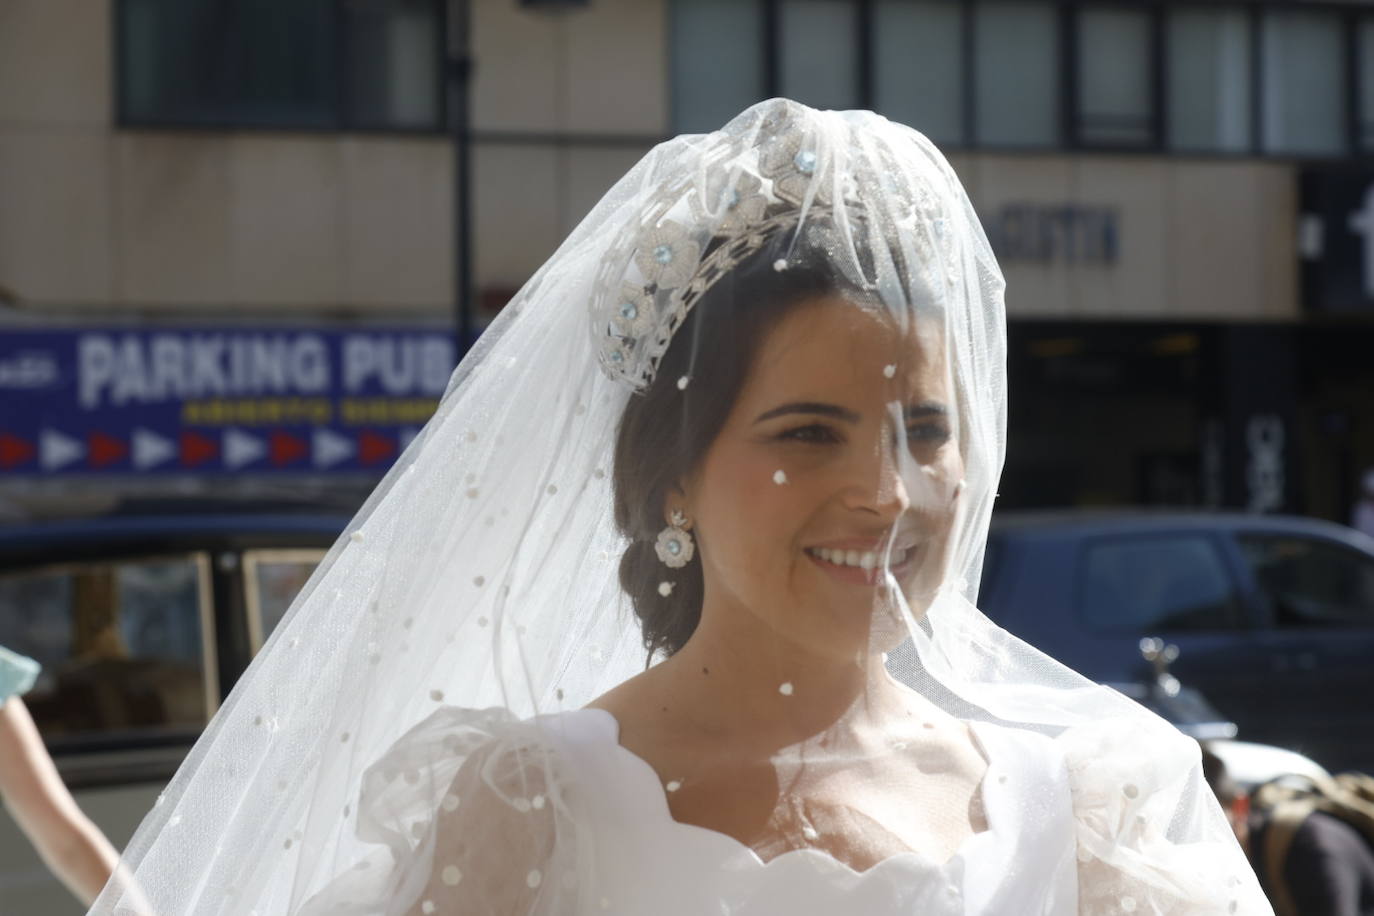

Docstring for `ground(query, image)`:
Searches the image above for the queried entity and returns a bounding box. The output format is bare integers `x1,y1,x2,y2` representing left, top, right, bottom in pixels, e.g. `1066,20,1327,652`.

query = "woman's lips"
804,544,918,586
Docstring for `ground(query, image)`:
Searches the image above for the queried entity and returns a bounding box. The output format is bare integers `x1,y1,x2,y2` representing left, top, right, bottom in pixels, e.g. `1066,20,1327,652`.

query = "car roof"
989,508,1367,545
0,498,353,565
0,513,350,547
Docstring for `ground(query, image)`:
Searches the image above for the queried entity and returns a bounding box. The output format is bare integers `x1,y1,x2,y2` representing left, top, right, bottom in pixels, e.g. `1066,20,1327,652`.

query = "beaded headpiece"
589,103,857,392
588,102,958,392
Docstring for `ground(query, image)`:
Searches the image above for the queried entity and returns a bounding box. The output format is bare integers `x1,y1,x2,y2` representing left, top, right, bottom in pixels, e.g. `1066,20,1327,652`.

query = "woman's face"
681,297,965,659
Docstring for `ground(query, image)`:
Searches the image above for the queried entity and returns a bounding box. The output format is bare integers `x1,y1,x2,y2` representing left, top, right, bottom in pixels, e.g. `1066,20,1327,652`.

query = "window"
1076,6,1154,146
1078,535,1241,633
1359,18,1374,151
1261,9,1347,156
671,0,767,132
118,0,443,130
1167,6,1252,152
780,0,860,111
0,556,215,749
974,1,1060,147
873,0,964,144
666,0,1367,158
243,549,328,652
1238,535,1374,627
342,0,443,129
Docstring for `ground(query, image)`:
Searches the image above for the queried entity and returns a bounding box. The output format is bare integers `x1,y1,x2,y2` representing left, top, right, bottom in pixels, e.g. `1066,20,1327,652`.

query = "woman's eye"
904,424,951,445
780,424,841,444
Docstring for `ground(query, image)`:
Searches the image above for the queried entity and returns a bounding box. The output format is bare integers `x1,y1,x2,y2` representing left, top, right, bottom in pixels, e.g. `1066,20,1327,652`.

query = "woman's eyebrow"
753,402,862,425
905,402,949,420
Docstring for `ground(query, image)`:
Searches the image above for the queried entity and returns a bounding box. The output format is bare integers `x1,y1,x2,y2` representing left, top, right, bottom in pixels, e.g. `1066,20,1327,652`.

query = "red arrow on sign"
358,430,396,466
271,430,307,466
89,432,128,468
181,431,218,467
0,434,35,469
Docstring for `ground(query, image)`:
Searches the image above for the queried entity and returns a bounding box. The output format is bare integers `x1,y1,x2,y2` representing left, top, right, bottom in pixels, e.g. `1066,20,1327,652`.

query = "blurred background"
1,0,1373,911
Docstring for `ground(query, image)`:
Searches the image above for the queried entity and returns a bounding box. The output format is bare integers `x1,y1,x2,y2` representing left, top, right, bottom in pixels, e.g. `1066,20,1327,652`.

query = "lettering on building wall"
985,204,1119,265
77,333,452,409
1245,413,1286,513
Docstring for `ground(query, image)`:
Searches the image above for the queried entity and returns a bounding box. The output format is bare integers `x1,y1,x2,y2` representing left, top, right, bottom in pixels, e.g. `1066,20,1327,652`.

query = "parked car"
0,500,349,914
1102,643,1330,790
979,510,1374,774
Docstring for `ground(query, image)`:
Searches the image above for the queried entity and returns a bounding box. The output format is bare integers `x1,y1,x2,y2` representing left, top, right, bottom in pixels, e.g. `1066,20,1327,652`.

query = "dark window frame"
1067,2,1166,152
1352,9,1374,153
113,0,449,135
1235,531,1374,630
771,0,869,113
1072,531,1247,635
0,551,220,754
671,0,1369,162
241,548,329,654
1254,2,1353,159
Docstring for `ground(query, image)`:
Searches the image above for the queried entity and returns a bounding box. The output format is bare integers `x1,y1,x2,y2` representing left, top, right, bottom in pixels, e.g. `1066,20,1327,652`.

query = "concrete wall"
955,154,1298,320
0,0,665,315
0,0,1297,322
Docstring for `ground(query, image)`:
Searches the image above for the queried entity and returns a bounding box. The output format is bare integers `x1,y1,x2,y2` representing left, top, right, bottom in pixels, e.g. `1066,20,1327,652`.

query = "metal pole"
448,0,474,352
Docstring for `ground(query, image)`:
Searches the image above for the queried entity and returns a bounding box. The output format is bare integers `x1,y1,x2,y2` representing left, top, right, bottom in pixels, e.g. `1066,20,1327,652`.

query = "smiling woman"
90,100,1272,916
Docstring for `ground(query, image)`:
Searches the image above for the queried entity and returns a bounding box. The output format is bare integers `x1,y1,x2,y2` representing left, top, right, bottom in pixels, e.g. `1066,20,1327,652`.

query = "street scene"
2,2,1374,914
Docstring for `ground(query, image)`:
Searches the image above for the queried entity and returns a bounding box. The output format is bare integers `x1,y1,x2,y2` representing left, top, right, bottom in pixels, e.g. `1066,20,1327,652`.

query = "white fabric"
311,707,1080,915
292,706,1262,915
88,99,1271,916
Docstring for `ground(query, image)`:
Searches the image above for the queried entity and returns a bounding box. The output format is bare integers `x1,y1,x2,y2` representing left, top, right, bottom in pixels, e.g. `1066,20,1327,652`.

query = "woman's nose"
841,437,911,520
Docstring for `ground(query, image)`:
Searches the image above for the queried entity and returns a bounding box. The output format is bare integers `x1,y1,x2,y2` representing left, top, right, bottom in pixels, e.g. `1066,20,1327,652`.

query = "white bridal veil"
90,100,1270,915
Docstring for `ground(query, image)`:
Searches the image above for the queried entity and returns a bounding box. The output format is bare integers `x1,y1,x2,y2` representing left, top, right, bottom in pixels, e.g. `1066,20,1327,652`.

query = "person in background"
0,644,121,907
1353,469,1374,540
1202,744,1374,916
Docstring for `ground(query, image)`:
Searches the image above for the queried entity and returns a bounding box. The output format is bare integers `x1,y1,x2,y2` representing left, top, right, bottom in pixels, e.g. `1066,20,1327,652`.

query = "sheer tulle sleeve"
297,707,578,916
1059,718,1272,915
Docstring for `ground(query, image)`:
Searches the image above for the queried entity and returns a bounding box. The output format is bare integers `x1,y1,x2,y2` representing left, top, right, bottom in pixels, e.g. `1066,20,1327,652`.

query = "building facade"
1,0,1372,521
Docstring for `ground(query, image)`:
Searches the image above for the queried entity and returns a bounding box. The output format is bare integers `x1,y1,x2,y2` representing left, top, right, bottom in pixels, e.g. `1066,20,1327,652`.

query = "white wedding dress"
545,710,1080,915
302,707,1082,914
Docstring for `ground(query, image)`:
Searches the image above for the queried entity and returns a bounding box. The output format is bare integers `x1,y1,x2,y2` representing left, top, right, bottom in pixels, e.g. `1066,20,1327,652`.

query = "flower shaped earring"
655,509,696,569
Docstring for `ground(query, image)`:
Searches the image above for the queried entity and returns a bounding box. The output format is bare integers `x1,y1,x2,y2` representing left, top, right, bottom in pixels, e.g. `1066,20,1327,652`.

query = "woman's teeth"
808,546,910,570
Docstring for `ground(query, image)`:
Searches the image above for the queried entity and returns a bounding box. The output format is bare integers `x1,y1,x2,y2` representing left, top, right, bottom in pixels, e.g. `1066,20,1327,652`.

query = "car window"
1237,534,1374,627
243,549,327,652
0,554,215,749
1078,535,1241,633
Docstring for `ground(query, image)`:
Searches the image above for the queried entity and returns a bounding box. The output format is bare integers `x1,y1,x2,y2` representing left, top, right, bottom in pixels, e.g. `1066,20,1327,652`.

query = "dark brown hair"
611,235,862,660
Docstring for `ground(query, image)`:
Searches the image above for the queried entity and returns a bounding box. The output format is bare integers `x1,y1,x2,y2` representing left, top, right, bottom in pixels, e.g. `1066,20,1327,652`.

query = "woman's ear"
662,480,692,529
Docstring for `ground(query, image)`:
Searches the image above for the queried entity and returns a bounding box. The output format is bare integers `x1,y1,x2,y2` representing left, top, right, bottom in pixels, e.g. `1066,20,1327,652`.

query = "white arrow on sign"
40,429,85,471
224,428,266,470
313,428,355,468
132,428,176,470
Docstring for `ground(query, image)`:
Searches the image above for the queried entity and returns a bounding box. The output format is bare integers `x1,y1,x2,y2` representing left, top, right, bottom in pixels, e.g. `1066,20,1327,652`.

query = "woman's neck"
651,603,904,751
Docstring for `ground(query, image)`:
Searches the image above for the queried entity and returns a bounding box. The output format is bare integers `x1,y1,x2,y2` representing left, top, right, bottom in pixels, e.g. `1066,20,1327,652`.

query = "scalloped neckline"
579,707,1001,878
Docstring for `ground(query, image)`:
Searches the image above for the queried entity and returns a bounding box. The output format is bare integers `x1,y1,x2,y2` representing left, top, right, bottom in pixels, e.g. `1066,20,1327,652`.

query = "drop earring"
655,509,695,569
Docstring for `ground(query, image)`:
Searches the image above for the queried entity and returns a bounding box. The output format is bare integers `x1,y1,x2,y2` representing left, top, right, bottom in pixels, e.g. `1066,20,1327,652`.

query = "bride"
90,99,1269,915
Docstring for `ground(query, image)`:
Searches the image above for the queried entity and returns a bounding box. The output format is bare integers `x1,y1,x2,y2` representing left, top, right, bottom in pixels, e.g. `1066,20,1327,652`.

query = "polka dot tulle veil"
90,100,1270,916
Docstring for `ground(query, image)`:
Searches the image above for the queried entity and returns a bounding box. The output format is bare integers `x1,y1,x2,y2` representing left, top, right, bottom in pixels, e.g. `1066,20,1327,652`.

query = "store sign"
0,328,454,476
984,204,1119,266
1300,166,1374,313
